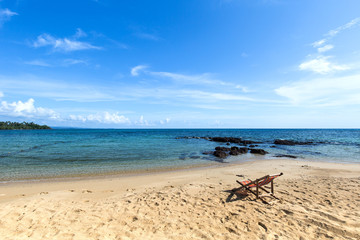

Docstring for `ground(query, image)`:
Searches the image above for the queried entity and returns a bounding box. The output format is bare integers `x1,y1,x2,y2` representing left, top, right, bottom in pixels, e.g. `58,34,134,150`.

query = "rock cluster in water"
176,136,268,159
176,136,322,160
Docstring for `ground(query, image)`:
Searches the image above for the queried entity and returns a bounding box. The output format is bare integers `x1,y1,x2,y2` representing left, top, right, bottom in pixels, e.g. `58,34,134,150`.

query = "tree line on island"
0,121,51,130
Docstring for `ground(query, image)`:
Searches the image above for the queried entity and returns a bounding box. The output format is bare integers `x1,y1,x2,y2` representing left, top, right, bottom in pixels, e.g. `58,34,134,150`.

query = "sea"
0,129,359,182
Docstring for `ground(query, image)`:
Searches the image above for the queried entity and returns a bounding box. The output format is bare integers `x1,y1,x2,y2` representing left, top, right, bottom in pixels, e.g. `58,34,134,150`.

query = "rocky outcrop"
211,145,269,158
215,146,231,151
229,147,248,156
249,149,268,155
274,139,314,146
176,136,262,146
213,150,228,159
211,137,260,145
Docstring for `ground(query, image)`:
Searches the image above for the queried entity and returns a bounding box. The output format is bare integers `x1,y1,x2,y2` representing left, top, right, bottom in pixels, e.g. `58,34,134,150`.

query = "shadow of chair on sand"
224,189,274,204
224,189,254,203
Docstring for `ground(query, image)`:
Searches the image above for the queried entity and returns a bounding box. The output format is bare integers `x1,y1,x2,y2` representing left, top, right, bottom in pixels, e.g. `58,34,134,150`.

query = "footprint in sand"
82,190,93,193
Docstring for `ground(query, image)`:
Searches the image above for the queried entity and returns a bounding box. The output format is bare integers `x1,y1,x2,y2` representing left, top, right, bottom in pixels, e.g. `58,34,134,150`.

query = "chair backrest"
240,173,283,188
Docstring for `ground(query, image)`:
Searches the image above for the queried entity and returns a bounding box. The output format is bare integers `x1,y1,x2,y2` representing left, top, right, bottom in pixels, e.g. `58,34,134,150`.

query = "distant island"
0,121,51,130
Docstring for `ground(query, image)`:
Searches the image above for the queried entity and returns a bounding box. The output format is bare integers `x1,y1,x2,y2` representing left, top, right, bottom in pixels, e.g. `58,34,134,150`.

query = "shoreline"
0,158,359,199
0,158,359,239
1,155,358,185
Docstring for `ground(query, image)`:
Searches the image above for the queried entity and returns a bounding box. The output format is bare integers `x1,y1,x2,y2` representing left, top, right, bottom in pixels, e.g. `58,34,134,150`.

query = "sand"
0,159,359,240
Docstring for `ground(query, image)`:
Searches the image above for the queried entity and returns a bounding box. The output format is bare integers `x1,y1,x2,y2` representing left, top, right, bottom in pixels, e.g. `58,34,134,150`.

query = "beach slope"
0,159,359,240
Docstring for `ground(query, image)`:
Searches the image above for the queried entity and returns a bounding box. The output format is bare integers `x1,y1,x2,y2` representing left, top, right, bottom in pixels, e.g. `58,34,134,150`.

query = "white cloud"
160,118,171,125
299,56,349,74
33,33,101,52
0,98,60,119
136,115,149,126
0,8,18,26
131,65,148,76
0,91,3,98
25,60,51,67
0,8,17,17
317,44,334,53
312,39,326,48
275,74,360,106
70,112,130,124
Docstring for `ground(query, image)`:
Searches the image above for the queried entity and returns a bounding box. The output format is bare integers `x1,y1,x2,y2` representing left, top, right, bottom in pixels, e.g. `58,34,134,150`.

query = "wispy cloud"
311,17,360,50
131,65,148,76
178,90,257,102
326,17,360,38
33,30,101,52
73,28,87,39
131,65,250,92
0,8,18,27
24,60,52,67
0,76,120,102
63,58,88,66
299,56,349,74
152,71,250,92
275,74,360,106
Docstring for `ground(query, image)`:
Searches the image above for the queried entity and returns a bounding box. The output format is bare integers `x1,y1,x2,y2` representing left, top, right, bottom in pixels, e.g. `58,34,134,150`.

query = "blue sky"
0,0,360,128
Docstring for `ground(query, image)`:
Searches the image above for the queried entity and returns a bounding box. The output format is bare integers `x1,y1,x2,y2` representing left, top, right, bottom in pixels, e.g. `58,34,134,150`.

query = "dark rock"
229,150,238,155
274,154,297,159
229,147,248,155
270,145,276,148
249,145,255,148
215,146,231,151
239,147,248,154
213,150,228,158
226,142,230,145
229,147,239,156
211,137,250,144
274,139,314,145
250,149,268,155
211,137,232,142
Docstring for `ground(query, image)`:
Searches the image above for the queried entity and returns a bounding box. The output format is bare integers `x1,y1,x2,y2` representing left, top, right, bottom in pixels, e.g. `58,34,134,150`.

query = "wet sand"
0,159,359,239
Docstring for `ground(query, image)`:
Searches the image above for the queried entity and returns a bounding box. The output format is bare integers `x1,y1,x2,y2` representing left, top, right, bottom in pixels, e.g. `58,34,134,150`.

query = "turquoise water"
0,129,359,182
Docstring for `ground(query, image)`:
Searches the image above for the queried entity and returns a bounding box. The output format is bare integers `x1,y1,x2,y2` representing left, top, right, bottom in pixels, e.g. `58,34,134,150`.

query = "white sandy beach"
0,159,359,240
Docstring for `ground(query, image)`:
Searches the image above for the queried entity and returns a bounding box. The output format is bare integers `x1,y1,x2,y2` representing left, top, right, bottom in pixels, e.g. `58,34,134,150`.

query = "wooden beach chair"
233,173,283,202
